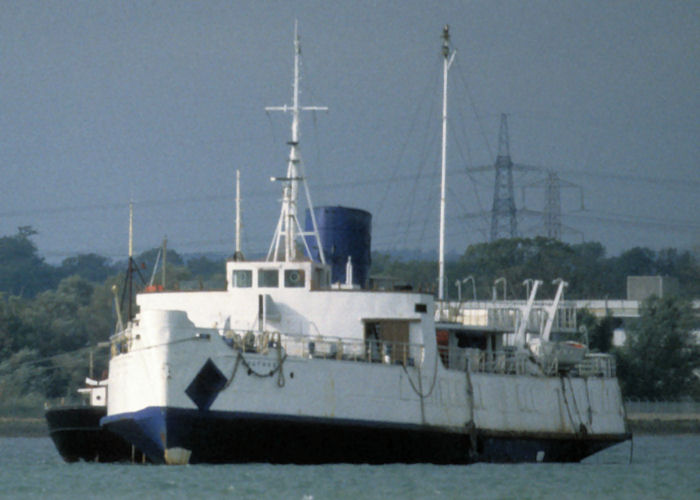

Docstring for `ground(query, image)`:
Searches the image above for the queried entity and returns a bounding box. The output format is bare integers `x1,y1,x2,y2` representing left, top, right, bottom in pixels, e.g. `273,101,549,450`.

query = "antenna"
148,248,162,287
266,22,328,263
120,201,146,321
162,236,167,288
128,201,134,259
438,25,456,301
127,201,134,319
234,170,244,261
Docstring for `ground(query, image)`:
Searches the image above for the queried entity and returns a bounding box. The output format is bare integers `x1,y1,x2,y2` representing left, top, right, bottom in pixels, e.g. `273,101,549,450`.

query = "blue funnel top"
305,206,371,288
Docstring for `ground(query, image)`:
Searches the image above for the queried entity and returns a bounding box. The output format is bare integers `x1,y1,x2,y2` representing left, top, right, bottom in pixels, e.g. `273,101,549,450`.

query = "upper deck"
435,299,577,334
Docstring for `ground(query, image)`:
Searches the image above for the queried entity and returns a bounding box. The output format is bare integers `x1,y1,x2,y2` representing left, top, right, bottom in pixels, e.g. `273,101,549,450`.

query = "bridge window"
232,270,252,288
284,269,305,288
258,269,279,288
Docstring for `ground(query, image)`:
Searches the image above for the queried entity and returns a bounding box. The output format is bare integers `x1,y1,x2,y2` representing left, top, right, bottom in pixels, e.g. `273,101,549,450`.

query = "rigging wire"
448,71,490,231
296,47,327,191
0,346,95,376
375,58,441,220
400,112,440,252
1,165,694,220
392,63,441,252
454,57,493,160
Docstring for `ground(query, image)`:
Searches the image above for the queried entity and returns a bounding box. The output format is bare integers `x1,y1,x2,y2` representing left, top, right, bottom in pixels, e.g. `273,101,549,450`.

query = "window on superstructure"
258,269,279,288
284,269,305,288
232,270,252,288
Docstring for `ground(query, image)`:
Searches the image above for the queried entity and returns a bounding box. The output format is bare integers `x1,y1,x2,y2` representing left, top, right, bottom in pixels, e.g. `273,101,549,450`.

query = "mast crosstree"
266,23,328,264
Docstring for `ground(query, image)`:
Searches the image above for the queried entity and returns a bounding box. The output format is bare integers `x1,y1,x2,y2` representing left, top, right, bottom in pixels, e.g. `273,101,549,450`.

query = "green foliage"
23,276,96,355
578,309,619,353
0,347,95,415
121,247,193,291
0,236,224,412
617,296,699,400
371,253,437,292
371,238,700,302
0,296,32,360
187,256,225,281
655,248,700,298
59,253,116,283
134,247,185,273
0,227,57,297
448,238,697,300
456,237,579,299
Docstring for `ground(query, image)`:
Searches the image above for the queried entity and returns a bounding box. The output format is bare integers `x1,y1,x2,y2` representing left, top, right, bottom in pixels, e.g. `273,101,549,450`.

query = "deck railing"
222,329,423,367
437,345,616,378
436,301,578,333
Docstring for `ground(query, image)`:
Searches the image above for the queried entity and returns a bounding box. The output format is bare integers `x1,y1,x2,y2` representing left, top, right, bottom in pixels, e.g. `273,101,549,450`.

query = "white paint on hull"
108,305,626,438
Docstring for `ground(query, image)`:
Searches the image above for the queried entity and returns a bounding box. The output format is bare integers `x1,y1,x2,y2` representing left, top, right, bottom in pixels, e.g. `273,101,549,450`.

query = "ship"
100,25,630,465
46,243,151,463
46,377,145,463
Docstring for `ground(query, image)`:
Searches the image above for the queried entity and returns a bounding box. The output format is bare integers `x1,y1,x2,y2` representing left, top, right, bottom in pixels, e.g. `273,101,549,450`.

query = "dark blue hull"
46,406,146,463
476,430,629,463
102,407,629,465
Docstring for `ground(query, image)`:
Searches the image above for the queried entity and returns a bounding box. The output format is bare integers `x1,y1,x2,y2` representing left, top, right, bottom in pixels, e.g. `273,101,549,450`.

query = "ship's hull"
477,429,630,463
102,407,476,464
102,406,629,465
45,406,142,463
104,310,630,465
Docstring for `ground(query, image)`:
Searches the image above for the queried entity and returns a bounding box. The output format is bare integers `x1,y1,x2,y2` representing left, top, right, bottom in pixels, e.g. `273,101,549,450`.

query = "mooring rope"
583,376,594,427
401,346,440,425
401,345,439,399
566,374,587,433
221,332,286,389
560,375,580,436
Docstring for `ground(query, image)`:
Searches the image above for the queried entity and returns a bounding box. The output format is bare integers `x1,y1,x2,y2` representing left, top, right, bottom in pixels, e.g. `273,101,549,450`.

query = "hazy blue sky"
1,1,698,262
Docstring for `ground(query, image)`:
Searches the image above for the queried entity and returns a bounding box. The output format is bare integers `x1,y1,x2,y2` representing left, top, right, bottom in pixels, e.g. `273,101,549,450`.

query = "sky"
1,0,698,263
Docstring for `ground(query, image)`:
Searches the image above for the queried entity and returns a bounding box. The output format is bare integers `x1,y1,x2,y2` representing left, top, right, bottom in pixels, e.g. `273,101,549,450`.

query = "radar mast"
266,22,328,263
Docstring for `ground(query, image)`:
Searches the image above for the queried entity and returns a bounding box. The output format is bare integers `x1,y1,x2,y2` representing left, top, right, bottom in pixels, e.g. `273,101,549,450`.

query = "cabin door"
364,320,410,365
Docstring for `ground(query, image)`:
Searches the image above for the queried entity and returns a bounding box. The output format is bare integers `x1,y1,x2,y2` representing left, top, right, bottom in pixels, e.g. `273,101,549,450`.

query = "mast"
128,201,133,261
438,25,456,301
233,170,244,261
127,201,134,320
236,170,241,255
121,201,145,321
162,236,167,288
266,22,327,264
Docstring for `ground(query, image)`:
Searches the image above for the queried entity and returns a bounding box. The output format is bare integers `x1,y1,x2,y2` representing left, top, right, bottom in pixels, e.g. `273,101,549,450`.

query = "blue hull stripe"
101,407,629,464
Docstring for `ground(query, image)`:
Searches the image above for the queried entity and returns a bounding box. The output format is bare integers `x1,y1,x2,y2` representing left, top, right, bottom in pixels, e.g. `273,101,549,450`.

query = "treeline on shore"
0,227,698,416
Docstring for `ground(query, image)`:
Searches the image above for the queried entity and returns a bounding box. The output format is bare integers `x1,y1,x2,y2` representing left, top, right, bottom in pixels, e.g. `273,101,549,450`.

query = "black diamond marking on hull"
185,358,227,411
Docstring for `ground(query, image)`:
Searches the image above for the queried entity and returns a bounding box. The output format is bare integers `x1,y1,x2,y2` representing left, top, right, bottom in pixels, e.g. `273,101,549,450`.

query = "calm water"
1,436,698,499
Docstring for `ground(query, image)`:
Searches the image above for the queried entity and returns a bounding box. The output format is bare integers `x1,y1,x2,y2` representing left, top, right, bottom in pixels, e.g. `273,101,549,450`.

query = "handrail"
437,345,616,378
436,300,577,332
221,329,424,367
